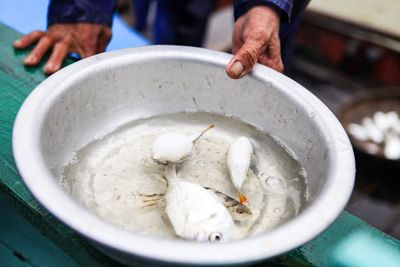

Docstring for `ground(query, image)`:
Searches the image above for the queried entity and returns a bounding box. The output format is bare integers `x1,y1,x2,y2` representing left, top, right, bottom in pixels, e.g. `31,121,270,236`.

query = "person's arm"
233,0,293,23
47,0,114,27
14,0,115,74
226,0,294,79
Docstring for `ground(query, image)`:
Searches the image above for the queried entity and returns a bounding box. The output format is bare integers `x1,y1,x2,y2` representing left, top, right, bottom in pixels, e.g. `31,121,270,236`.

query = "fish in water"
152,125,214,164
143,164,234,242
204,187,252,222
226,137,253,204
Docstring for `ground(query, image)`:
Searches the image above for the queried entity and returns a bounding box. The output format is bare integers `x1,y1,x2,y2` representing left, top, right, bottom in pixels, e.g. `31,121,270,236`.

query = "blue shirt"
47,0,115,27
234,0,293,22
47,0,306,27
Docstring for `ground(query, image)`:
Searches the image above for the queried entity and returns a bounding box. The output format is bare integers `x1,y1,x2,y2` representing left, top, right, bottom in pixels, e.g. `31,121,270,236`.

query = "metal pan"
13,46,355,266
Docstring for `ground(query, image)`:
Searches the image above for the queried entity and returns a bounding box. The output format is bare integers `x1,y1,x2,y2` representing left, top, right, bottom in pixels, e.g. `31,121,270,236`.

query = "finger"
81,49,97,58
24,36,54,66
231,18,245,54
258,34,284,73
14,31,45,49
96,27,112,53
44,41,70,74
72,25,98,58
80,28,99,58
226,39,265,79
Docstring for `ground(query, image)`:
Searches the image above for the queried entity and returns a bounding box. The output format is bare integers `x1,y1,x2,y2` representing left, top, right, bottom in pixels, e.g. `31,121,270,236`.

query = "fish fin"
141,202,159,208
140,193,164,207
205,187,253,217
141,196,163,203
153,158,167,165
140,193,165,198
239,193,248,205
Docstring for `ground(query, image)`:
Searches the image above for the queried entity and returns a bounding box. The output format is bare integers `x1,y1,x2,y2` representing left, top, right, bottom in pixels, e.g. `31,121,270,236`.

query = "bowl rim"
13,45,355,265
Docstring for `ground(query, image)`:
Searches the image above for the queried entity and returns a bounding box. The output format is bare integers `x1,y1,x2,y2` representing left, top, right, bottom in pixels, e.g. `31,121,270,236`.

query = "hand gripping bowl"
13,46,355,266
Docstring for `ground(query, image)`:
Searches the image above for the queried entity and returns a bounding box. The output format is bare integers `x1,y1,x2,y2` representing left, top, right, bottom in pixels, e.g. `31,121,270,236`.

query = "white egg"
364,143,380,154
386,111,399,129
362,118,384,144
373,111,391,132
393,121,400,135
347,123,369,141
383,132,400,160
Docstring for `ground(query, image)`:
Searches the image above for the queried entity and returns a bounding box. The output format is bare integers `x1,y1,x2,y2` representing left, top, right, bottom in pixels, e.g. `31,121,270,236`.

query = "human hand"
226,6,283,79
14,23,112,74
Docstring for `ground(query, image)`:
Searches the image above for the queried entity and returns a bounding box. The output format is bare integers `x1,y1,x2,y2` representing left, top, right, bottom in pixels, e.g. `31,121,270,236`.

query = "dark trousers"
133,0,217,47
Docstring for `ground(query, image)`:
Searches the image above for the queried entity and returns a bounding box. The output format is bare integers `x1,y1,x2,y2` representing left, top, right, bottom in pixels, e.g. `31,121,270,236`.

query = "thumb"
226,39,265,79
96,27,112,53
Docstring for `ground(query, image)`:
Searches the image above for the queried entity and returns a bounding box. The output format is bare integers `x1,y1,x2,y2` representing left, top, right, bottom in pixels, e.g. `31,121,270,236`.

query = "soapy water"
61,112,309,240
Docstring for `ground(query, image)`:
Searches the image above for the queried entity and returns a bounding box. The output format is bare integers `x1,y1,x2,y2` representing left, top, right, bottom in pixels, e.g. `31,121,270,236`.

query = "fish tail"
239,192,248,205
191,124,215,143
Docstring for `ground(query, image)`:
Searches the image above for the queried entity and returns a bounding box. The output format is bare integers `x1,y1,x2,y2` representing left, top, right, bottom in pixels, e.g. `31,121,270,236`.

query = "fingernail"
230,61,244,77
24,55,35,64
46,63,54,69
44,63,57,74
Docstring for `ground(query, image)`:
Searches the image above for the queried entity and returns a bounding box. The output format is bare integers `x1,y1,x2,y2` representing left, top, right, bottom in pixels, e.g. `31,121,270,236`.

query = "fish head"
192,213,234,243
152,132,193,163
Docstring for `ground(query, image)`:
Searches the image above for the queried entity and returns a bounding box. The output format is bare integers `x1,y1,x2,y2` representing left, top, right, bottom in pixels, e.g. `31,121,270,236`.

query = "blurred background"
0,0,399,258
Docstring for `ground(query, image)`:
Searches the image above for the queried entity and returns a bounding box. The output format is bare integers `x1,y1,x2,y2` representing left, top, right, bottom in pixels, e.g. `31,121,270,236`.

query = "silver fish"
204,187,252,222
226,136,253,204
143,165,234,242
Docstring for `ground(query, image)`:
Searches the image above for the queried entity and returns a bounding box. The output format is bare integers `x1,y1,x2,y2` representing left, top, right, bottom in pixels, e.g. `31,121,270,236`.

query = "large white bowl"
13,46,355,266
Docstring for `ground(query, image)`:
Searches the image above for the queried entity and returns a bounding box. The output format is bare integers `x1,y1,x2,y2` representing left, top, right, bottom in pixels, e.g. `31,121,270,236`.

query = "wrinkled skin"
226,6,283,79
14,23,111,74
14,6,281,78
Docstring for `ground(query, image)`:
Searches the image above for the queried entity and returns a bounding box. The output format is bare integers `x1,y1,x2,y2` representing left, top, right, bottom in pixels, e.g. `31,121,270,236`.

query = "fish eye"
209,232,223,242
236,208,244,214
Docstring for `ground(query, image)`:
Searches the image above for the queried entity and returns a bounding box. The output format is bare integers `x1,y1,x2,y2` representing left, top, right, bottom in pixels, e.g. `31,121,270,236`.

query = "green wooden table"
1,22,399,267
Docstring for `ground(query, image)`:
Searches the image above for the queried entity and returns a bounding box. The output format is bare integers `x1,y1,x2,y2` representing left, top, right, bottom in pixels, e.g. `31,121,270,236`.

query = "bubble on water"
265,176,285,188
59,176,71,194
298,167,307,178
69,152,80,164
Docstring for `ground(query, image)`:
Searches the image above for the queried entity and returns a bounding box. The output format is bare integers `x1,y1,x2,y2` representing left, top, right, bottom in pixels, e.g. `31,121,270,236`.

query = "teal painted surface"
0,199,79,267
278,208,400,266
0,22,123,267
332,229,400,267
0,21,399,267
